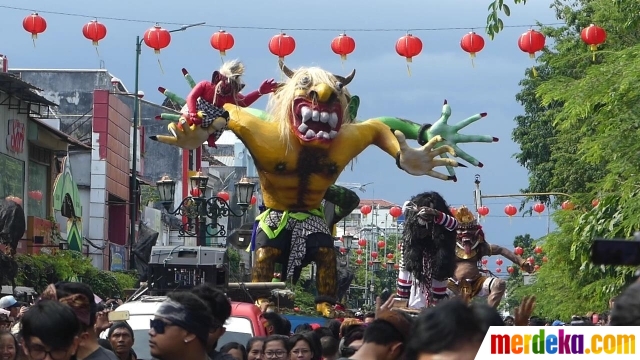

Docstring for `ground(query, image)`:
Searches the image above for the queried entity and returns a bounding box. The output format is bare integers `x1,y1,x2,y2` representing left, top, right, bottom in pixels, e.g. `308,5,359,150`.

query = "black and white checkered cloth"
196,98,229,145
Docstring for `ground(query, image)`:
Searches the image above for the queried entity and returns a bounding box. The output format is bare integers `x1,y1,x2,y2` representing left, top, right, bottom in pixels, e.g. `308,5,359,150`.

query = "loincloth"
195,98,228,134
447,276,492,302
255,208,332,279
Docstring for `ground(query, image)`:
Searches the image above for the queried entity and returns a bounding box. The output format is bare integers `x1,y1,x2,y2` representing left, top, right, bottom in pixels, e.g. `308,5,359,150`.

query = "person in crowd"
503,315,515,326
338,327,364,358
551,320,565,326
287,333,318,360
0,315,11,332
0,299,18,322
362,313,375,324
19,300,80,360
148,292,213,360
1,330,18,360
263,313,290,336
324,320,341,340
610,282,640,326
294,324,313,334
191,283,234,360
246,337,264,360
42,282,118,360
527,316,546,326
262,335,288,360
340,309,409,360
219,342,247,360
320,336,339,360
404,299,487,360
470,302,505,333
312,328,333,342
107,322,136,360
338,320,362,339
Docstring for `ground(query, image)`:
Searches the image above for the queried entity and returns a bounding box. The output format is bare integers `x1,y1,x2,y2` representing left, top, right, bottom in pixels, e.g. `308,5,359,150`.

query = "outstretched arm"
489,244,533,272
324,185,360,220
234,91,261,107
186,81,209,113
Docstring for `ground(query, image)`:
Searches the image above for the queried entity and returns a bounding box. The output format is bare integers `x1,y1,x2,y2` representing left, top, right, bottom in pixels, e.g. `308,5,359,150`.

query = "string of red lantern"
496,258,503,266
533,202,545,218
360,205,372,217
331,33,356,62
389,206,402,219
477,206,489,217
217,191,230,202
357,238,366,247
250,195,257,206
504,204,517,224
377,241,386,249
143,24,171,54
210,30,235,57
496,268,502,273
518,29,545,77
371,251,378,259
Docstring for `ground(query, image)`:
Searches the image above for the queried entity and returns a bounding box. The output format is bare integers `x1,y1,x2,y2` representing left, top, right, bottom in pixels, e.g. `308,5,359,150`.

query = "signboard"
110,244,126,271
6,119,25,154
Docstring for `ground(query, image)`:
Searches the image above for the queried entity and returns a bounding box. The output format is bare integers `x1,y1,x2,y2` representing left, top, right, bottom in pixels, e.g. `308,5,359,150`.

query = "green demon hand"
425,100,497,168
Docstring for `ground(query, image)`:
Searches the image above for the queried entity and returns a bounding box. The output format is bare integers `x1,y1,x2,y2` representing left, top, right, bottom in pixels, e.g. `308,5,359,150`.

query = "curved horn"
278,60,295,78
335,69,356,86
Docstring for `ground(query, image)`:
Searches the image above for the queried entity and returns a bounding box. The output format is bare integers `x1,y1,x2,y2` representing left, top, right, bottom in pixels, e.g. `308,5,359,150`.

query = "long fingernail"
457,163,468,168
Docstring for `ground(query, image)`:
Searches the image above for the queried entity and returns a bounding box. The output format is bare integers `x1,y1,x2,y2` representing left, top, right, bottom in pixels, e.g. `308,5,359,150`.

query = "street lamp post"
128,22,205,266
156,172,256,246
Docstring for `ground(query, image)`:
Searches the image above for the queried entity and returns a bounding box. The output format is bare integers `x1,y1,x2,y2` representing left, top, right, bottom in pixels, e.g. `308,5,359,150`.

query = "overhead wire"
2,5,565,32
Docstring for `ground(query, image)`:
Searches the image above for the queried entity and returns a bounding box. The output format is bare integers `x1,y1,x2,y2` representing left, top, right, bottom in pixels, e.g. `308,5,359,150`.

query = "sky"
2,0,561,265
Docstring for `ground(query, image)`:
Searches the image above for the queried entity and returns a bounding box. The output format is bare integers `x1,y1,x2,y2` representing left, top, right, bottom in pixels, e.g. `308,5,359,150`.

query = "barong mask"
453,206,485,259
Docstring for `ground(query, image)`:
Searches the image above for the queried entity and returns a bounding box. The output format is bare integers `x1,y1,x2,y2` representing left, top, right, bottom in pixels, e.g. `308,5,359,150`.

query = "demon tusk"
278,59,294,78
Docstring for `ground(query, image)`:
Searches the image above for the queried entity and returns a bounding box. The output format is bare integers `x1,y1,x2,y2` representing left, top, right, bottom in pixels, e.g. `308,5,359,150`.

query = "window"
28,161,48,218
0,153,25,201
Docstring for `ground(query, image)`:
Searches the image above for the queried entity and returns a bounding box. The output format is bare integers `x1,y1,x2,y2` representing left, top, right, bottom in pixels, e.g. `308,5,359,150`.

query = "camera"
590,233,640,266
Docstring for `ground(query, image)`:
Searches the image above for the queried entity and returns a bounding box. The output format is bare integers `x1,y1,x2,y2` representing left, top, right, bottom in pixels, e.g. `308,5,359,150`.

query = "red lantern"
496,268,502,273
518,29,546,58
217,191,230,202
460,31,485,59
82,20,107,47
387,253,394,260
340,247,347,254
393,264,400,270
592,199,600,207
542,256,548,263
533,203,545,215
389,206,402,219
481,259,488,265
449,207,457,216
371,251,378,259
527,257,535,265
358,238,367,247
496,258,503,266
250,195,257,205
23,13,47,40
356,258,363,265
477,206,489,217
396,34,423,76
396,34,423,62
377,241,386,249
561,200,574,210
507,267,515,274
144,24,171,54
514,247,524,256
534,265,541,272
210,30,235,56
331,33,356,61
504,204,517,217
580,24,606,59
534,246,543,254
269,33,296,61
360,205,372,216
355,249,363,255
190,188,202,197
368,261,374,266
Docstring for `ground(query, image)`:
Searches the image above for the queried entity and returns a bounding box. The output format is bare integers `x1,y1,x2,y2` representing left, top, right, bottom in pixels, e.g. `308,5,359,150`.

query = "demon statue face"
453,206,485,259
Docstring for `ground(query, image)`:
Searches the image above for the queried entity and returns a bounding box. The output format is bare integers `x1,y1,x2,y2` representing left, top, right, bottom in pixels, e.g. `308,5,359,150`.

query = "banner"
110,243,126,271
477,326,637,359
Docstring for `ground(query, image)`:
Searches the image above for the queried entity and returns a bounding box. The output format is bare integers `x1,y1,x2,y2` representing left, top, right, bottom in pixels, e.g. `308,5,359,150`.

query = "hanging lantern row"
558,198,600,211
20,12,608,69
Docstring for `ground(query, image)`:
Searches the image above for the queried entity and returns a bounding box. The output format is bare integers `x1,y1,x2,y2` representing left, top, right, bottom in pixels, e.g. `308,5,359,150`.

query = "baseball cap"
0,296,18,309
552,320,565,326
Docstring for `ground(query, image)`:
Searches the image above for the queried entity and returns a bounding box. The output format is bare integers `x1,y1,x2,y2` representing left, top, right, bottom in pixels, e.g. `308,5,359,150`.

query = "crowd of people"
0,279,639,360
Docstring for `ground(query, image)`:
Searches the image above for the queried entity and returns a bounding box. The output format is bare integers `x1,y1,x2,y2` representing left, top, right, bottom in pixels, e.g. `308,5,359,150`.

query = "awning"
30,118,91,150
0,72,57,107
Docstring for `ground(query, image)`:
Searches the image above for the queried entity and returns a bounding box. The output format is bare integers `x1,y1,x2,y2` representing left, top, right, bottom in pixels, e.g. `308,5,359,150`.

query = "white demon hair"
219,59,245,80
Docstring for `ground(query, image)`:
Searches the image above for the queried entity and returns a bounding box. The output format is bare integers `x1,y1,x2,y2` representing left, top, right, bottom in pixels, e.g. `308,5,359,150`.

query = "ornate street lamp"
342,234,354,249
155,173,256,246
371,260,382,272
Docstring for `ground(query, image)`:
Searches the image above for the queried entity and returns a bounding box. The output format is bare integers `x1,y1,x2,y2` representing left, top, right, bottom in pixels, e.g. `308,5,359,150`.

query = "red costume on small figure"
183,60,278,147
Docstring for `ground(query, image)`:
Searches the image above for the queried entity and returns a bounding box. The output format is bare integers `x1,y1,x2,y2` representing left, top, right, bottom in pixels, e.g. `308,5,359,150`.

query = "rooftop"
358,199,399,208
0,72,57,109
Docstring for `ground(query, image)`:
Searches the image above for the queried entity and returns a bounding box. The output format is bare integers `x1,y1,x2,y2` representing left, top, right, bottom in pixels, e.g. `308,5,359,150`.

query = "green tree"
485,0,527,39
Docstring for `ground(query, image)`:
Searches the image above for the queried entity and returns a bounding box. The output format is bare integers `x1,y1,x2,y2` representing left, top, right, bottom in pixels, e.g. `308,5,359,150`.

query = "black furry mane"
402,191,456,285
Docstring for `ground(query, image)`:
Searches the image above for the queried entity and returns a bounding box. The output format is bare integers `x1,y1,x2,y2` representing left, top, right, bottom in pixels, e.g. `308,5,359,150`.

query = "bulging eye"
298,76,311,87
335,82,344,91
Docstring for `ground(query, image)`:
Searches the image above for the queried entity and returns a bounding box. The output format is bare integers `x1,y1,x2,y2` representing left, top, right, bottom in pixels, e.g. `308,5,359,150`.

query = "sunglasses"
150,319,174,334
